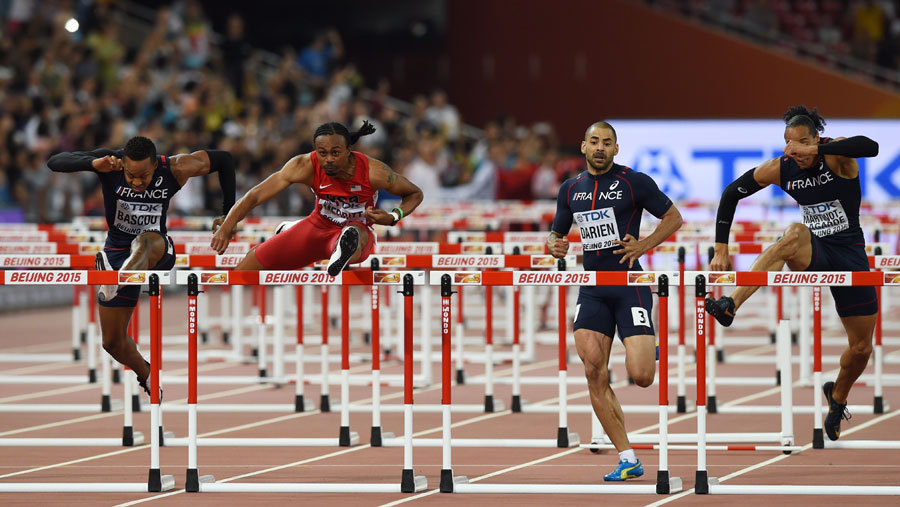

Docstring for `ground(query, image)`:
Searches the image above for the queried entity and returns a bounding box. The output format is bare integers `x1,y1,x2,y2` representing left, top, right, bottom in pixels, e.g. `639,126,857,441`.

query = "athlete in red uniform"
211,121,423,273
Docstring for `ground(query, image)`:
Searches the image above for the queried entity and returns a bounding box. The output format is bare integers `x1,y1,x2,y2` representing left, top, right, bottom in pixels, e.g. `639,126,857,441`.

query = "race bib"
574,208,620,251
800,200,848,238
114,200,163,235
318,196,366,226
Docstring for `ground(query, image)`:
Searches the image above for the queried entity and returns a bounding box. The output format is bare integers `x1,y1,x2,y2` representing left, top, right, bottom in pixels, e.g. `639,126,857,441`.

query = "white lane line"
0,362,75,375
0,384,96,403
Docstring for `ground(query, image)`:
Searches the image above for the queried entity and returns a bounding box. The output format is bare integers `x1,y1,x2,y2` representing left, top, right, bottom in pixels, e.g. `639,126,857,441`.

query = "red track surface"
0,287,898,506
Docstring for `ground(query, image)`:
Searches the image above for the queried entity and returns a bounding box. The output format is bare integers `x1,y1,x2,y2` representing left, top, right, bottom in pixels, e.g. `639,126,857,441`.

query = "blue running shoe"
823,381,850,441
603,459,644,482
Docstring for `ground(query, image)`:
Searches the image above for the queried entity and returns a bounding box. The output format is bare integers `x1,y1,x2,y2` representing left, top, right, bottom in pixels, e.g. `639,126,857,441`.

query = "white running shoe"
326,227,359,277
94,251,119,302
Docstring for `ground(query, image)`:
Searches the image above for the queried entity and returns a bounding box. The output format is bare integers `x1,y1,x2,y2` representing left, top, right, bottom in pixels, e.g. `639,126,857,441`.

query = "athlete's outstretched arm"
710,157,779,270
210,154,314,254
365,158,424,226
170,150,237,229
786,135,878,160
47,149,121,173
786,135,878,179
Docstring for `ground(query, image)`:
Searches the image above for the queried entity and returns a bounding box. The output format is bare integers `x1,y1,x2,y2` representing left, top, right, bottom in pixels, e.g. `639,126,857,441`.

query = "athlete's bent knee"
584,363,609,387
779,223,807,259
630,369,655,388
850,341,873,359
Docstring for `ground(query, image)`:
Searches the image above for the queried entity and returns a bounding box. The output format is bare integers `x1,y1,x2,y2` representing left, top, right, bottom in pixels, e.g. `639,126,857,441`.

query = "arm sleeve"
205,150,236,215
715,167,764,244
551,180,574,235
47,149,117,173
817,136,879,158
632,173,673,218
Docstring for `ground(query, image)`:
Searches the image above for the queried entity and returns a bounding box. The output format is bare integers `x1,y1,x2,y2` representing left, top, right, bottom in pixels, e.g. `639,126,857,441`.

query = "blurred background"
2,0,900,225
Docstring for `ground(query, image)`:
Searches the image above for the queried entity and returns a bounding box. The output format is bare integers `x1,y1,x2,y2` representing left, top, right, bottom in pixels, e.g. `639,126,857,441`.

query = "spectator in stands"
298,28,344,86
222,13,249,98
424,89,461,141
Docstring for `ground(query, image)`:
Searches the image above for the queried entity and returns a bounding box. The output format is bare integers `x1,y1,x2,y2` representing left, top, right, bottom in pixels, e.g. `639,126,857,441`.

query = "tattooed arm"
364,157,424,226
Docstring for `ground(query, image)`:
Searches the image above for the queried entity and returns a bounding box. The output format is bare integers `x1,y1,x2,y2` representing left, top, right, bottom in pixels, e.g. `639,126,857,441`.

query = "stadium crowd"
0,0,583,225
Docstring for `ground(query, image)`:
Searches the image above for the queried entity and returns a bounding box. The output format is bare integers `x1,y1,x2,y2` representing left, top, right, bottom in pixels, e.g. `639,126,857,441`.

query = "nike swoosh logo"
724,310,734,317
319,184,333,189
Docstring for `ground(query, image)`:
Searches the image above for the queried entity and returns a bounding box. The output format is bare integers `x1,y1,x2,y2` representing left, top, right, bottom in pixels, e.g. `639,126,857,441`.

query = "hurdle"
693,271,900,495
440,272,682,494
186,272,427,494
0,271,171,493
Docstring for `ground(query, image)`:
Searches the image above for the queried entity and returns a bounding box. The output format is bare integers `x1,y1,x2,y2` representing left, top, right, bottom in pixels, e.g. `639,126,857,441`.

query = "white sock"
619,449,637,463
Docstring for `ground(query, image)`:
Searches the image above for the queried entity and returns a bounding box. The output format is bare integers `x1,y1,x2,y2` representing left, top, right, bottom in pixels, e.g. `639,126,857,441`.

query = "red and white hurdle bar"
685,274,900,496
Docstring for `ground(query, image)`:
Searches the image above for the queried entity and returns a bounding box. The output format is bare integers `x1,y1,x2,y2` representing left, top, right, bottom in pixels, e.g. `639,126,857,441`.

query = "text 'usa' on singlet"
310,151,378,227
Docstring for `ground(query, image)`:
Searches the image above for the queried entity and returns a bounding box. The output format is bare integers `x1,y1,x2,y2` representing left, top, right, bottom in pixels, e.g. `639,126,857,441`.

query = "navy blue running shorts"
805,234,878,317
573,285,655,340
99,231,176,308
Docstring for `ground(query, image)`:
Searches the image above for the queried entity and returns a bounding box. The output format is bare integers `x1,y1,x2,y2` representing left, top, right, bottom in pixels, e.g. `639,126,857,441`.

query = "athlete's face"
784,126,819,169
315,135,352,176
123,157,157,193
581,127,618,173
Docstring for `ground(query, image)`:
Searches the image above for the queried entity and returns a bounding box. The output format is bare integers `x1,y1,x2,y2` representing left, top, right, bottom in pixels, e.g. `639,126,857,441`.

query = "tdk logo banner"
576,209,612,222
611,120,900,202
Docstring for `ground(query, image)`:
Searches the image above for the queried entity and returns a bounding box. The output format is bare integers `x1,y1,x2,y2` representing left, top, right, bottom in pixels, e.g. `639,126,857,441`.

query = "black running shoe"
137,360,162,401
326,227,359,277
823,381,850,441
705,296,736,327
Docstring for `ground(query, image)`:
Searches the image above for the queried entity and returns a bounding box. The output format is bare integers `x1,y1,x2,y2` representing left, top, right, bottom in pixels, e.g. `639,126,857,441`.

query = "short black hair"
783,105,825,135
123,136,157,162
585,121,617,142
313,120,376,147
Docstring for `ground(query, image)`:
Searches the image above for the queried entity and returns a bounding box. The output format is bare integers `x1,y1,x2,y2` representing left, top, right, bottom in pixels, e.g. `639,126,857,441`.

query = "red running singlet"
254,151,377,269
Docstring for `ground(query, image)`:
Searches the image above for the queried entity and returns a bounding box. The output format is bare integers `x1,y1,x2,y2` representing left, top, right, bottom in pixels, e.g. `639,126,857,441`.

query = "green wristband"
391,207,404,221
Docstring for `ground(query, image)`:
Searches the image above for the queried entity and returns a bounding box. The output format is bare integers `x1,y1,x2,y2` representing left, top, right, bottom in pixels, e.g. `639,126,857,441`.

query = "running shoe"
603,459,644,482
705,295,736,327
823,381,850,441
137,360,162,401
94,251,119,302
327,227,359,277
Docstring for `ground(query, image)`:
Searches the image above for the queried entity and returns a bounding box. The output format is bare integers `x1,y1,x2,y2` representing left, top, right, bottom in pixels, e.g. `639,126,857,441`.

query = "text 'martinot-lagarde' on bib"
574,208,620,250
800,199,849,238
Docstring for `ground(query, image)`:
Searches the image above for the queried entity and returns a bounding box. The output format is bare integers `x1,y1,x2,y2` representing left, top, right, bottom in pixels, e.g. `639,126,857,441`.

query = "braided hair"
313,120,377,147
783,105,826,135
